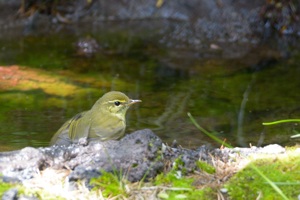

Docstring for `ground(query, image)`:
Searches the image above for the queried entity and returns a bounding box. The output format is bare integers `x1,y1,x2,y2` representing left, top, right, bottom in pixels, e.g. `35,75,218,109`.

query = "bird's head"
92,91,141,118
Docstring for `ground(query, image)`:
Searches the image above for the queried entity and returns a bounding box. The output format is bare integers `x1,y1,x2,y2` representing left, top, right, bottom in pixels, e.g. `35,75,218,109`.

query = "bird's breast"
88,114,126,140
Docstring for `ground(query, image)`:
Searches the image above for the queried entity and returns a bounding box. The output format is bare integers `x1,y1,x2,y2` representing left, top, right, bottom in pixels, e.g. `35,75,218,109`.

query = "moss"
225,151,300,199
0,181,18,197
154,157,218,199
157,188,216,200
196,160,216,174
90,171,128,198
154,170,218,199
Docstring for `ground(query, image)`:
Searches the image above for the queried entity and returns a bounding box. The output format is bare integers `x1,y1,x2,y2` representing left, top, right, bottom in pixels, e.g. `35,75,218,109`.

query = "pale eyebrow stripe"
108,100,127,103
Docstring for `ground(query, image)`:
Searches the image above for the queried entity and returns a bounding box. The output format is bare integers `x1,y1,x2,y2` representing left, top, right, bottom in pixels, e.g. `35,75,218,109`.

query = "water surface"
0,21,299,151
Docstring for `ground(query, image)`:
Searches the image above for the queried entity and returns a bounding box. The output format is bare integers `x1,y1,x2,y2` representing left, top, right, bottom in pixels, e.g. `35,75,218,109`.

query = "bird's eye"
114,101,121,106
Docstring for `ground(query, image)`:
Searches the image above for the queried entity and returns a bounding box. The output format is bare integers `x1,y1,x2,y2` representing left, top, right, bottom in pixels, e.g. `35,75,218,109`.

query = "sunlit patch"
0,65,79,97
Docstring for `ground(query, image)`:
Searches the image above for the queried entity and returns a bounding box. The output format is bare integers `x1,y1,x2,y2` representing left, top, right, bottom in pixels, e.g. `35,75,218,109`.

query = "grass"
262,119,300,126
225,150,300,199
90,170,128,198
263,118,300,138
189,114,300,200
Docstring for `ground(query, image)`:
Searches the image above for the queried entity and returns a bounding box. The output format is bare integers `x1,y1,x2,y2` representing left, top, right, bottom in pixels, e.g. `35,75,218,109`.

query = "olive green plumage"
50,91,141,145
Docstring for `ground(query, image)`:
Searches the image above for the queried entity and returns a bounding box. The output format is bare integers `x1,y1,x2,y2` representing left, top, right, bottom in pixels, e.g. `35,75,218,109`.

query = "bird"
50,91,141,145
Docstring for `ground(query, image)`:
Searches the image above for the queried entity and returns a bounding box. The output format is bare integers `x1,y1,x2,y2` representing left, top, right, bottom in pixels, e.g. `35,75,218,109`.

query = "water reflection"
0,23,299,151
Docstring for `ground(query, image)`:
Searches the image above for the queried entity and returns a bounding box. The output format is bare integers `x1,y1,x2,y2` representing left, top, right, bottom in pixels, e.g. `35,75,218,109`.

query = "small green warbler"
50,91,141,145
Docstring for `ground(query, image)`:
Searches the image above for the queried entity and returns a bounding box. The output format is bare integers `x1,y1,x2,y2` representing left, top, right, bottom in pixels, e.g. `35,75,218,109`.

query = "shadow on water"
0,21,299,151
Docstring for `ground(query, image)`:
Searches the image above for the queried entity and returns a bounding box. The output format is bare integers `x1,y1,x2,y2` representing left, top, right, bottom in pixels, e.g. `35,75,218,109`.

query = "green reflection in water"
0,26,299,151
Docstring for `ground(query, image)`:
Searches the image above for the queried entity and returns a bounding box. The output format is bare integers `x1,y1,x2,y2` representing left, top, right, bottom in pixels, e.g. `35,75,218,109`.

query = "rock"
257,144,285,154
162,144,211,172
61,129,165,182
0,129,210,186
75,37,100,57
0,130,151,182
212,144,286,162
2,188,18,200
0,147,52,182
1,188,38,200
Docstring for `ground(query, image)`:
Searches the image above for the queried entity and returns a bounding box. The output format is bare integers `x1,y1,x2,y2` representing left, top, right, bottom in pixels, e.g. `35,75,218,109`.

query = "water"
0,21,299,151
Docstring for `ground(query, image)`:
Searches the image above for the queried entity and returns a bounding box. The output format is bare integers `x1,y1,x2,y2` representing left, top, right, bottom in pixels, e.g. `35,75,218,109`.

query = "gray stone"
2,188,18,200
0,129,210,185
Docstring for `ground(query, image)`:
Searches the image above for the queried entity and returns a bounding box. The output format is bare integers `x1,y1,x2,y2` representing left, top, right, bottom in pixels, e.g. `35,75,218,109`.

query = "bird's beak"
128,99,142,105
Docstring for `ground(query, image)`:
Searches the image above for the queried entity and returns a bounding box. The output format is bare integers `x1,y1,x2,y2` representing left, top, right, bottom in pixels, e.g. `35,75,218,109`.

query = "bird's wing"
50,111,88,145
67,111,88,141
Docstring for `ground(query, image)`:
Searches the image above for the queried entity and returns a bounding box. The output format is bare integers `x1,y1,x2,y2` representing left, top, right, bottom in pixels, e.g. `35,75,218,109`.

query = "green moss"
157,188,216,200
155,170,193,188
154,170,218,199
0,181,18,197
154,157,217,199
196,160,216,174
90,171,127,198
225,152,300,199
